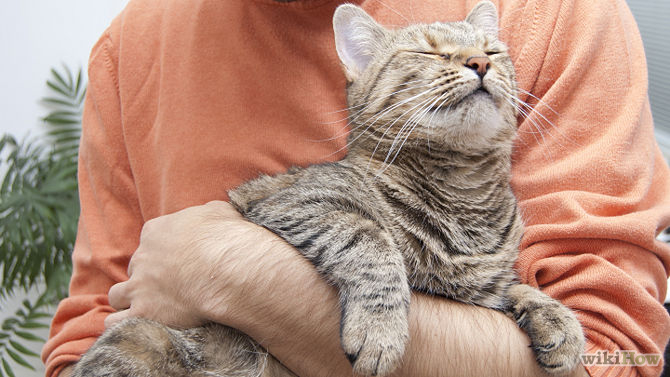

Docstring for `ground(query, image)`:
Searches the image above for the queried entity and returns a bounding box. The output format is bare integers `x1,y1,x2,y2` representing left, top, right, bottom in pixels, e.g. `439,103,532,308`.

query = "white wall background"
0,1,130,139
628,0,670,163
0,2,129,376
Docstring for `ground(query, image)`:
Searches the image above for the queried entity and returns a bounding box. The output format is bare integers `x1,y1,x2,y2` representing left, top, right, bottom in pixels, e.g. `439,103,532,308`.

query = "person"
42,0,670,376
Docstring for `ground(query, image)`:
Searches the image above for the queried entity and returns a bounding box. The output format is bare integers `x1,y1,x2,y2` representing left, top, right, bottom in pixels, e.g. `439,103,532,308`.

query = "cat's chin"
429,93,505,150
460,91,501,130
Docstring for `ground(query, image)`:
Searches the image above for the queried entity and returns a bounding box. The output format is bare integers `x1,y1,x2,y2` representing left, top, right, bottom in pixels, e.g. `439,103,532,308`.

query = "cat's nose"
465,56,491,78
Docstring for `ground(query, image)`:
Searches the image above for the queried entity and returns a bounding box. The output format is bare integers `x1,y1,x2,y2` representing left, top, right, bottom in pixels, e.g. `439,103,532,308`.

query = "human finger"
104,309,133,329
204,200,244,218
108,281,131,311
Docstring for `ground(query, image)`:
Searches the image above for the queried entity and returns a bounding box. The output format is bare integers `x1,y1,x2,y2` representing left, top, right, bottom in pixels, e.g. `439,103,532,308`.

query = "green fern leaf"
4,349,34,371
1,358,15,377
8,341,38,358
45,81,70,99
17,322,49,330
0,64,84,373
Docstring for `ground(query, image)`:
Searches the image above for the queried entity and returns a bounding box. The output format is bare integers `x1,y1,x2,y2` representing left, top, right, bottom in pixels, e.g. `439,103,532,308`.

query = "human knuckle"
205,200,226,209
127,254,141,272
108,285,120,299
140,219,159,239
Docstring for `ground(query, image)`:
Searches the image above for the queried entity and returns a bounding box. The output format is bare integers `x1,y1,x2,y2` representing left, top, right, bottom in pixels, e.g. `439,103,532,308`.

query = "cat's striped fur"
72,2,585,377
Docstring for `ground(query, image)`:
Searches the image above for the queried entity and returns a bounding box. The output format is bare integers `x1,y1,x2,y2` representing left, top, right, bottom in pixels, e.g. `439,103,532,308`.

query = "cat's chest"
379,178,502,249
376,178,518,298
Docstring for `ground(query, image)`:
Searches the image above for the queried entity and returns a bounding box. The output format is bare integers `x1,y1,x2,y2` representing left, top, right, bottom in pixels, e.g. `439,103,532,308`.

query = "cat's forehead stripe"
408,22,486,51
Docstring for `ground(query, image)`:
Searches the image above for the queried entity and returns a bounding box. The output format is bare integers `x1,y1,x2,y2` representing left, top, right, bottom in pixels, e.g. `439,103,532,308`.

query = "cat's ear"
465,1,498,38
333,4,386,80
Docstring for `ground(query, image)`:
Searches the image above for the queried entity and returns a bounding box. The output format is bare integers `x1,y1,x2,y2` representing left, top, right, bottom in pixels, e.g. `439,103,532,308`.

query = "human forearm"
400,294,588,377
211,236,587,377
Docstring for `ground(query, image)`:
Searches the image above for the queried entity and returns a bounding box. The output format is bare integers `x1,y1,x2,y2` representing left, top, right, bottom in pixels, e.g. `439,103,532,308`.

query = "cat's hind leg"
72,318,202,377
192,324,296,377
505,284,585,376
72,319,294,377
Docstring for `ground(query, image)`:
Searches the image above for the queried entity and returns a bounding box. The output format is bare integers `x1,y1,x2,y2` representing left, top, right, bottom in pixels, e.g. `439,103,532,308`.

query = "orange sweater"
42,1,670,376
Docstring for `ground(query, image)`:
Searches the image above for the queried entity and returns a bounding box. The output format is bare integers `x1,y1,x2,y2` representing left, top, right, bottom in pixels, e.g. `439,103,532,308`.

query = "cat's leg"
319,218,410,377
229,167,305,213
505,284,585,376
336,249,411,377
249,201,411,376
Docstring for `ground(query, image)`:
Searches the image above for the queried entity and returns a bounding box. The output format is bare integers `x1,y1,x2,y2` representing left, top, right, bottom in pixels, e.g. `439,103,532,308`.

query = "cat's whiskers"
385,96,435,162
383,91,448,170
369,94,437,163
351,82,434,131
312,81,434,145
384,101,434,169
507,91,576,152
365,92,439,176
427,87,456,121
312,81,435,144
384,107,424,165
493,78,572,145
503,95,567,162
507,97,547,141
323,85,437,161
516,87,559,115
488,76,577,158
324,101,368,115
423,92,455,152
321,78,432,120
514,99,557,147
502,95,552,159
370,0,410,24
355,84,436,145
347,81,435,125
408,78,462,155
514,96,580,148
423,96,444,154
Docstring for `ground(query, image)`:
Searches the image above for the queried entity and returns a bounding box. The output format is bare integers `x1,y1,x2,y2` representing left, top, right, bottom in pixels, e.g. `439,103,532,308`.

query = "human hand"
104,201,278,329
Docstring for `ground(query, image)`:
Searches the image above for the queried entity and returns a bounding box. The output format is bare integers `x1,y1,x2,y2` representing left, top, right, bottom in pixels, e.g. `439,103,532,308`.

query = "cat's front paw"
507,284,585,376
340,306,409,376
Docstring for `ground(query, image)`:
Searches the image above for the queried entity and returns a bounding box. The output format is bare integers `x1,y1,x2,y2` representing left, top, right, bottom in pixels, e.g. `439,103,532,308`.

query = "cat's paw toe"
341,313,408,376
342,333,405,376
519,304,585,376
531,326,584,375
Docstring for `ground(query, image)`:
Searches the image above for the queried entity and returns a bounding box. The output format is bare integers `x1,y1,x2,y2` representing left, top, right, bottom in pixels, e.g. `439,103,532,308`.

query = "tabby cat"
72,2,585,376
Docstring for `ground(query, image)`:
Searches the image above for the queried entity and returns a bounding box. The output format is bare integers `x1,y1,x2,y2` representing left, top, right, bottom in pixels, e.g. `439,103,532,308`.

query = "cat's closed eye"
408,51,452,60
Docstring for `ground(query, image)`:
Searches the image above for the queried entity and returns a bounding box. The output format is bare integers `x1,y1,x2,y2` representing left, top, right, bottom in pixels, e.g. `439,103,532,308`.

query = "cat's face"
334,1,517,155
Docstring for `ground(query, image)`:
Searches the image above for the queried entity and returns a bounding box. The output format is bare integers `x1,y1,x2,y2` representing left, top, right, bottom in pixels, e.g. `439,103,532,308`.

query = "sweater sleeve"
41,21,144,377
507,1,670,376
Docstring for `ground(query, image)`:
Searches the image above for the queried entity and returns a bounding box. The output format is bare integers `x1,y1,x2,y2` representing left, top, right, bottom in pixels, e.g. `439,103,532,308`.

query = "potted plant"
0,65,84,377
